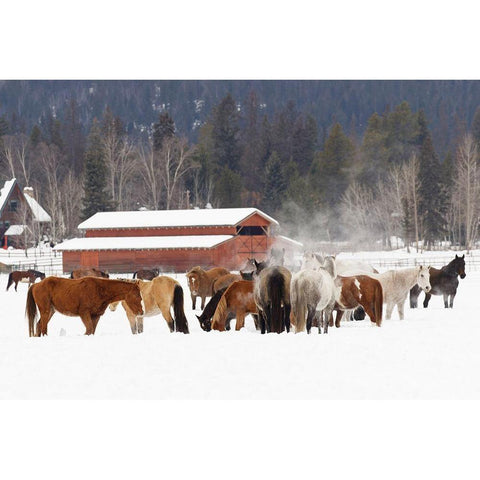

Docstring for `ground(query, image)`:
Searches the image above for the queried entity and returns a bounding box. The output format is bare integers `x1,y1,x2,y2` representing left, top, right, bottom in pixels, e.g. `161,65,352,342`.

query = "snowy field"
1,266,479,399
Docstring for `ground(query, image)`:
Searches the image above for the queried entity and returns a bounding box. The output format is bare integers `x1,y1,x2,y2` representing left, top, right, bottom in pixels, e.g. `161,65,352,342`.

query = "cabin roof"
23,193,52,222
54,235,235,251
77,208,279,230
0,179,17,216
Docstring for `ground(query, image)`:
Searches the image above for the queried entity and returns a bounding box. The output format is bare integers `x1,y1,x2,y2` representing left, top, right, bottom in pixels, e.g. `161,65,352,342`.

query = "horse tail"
269,270,285,334
173,284,189,334
132,271,137,279
70,271,74,279
25,286,38,337
292,278,306,333
374,281,383,327
211,291,228,331
6,272,13,291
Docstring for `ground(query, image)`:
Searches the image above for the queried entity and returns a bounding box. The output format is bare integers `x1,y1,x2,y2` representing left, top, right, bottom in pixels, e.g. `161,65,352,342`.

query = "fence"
0,248,63,276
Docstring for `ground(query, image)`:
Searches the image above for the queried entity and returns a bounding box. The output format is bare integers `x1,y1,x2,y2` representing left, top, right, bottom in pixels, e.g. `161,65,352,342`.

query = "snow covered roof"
77,208,279,230
4,224,27,236
0,179,16,216
23,193,51,222
275,235,304,248
54,235,234,251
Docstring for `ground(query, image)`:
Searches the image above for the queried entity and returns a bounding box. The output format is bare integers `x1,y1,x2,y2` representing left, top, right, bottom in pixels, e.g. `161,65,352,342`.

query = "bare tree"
137,141,163,209
60,171,84,239
1,134,30,184
400,154,421,252
453,133,480,251
159,137,198,209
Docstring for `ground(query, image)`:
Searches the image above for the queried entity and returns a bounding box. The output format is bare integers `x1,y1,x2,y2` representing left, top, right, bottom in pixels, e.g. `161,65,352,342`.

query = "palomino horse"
110,276,189,334
370,266,431,320
209,280,259,332
253,265,292,334
186,266,230,310
410,255,466,309
26,277,143,337
70,267,109,279
333,274,384,327
6,269,45,291
291,256,337,334
132,268,159,280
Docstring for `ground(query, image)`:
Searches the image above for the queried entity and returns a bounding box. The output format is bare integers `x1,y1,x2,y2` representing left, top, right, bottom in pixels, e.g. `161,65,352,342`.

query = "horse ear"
462,254,465,259
455,254,458,258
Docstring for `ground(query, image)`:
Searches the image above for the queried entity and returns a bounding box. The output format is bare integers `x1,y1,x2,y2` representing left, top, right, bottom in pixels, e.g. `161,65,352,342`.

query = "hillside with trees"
2,80,480,250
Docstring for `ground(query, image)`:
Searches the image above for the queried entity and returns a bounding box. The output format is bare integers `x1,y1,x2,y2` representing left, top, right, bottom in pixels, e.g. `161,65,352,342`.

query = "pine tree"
153,111,175,151
81,119,115,220
211,93,241,172
471,106,480,145
0,115,9,137
262,152,286,215
29,125,43,148
214,166,243,207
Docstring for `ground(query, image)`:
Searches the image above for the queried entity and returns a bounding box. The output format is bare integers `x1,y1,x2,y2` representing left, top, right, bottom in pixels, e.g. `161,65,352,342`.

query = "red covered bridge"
54,208,302,273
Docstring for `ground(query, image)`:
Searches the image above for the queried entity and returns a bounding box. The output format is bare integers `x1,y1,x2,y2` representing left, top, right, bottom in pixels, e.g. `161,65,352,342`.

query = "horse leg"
191,294,196,310
235,311,245,331
306,306,315,334
252,314,260,330
91,315,101,334
449,292,456,308
14,280,18,292
335,310,345,328
80,313,94,335
397,300,405,320
161,305,175,332
284,303,291,333
385,302,394,320
323,310,329,334
423,293,432,308
201,296,206,310
136,317,144,334
259,310,267,334
443,293,449,308
37,308,54,336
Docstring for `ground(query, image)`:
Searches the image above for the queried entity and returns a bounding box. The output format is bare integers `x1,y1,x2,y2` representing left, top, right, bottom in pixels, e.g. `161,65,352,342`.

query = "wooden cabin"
54,207,302,273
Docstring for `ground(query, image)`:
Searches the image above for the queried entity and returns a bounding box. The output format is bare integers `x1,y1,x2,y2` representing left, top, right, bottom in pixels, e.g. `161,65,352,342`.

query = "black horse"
132,268,160,281
410,254,466,309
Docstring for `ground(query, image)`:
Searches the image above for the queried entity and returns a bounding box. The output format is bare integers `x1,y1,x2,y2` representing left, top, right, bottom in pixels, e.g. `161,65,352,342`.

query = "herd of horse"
5,250,467,338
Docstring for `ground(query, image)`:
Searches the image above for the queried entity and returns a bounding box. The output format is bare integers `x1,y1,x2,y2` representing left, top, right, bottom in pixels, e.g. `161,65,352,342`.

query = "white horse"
370,266,431,320
291,256,337,334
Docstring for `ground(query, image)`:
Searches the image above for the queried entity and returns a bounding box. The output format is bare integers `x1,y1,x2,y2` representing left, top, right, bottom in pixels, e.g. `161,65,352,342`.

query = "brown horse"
210,280,259,332
186,266,230,309
110,276,189,334
6,269,45,291
213,273,242,292
26,277,143,337
70,267,109,279
332,275,384,327
132,268,159,281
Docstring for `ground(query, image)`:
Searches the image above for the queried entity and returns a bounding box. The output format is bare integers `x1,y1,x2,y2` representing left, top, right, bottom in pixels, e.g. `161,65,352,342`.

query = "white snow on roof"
78,208,278,230
275,235,304,248
54,235,234,251
0,179,16,215
23,194,51,222
4,224,27,236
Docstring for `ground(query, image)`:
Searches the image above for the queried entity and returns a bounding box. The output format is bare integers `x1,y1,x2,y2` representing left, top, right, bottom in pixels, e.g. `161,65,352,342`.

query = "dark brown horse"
26,277,143,337
332,275,384,327
6,269,45,291
253,266,292,334
132,268,159,281
410,254,466,309
186,266,230,309
70,267,109,279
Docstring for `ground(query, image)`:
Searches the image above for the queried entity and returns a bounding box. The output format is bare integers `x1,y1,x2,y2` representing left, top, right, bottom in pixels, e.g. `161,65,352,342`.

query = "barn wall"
85,226,237,238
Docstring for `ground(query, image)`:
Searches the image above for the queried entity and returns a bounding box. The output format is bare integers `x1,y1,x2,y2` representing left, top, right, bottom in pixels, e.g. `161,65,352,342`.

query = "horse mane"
211,290,229,331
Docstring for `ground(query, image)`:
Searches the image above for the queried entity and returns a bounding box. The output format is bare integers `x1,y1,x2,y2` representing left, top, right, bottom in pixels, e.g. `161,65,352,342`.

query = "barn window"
9,200,18,212
236,226,266,236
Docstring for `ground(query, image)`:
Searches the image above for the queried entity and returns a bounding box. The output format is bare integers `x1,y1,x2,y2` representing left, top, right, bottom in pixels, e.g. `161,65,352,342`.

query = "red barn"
54,208,302,273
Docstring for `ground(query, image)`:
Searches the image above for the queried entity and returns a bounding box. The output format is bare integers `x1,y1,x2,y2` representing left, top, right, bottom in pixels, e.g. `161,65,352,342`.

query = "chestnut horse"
70,267,109,279
6,269,45,291
110,276,189,334
333,275,384,327
210,280,259,332
186,266,230,309
26,277,143,337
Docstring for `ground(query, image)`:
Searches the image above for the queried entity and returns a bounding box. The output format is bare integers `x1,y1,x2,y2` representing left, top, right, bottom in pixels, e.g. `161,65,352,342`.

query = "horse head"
417,265,431,293
240,270,254,281
454,254,466,279
322,256,336,278
186,270,201,295
253,259,268,276
301,251,323,271
195,314,211,332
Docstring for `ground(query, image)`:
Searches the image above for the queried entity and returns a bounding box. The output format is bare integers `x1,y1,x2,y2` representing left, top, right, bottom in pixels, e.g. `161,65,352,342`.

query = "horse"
269,247,285,266
332,274,384,327
213,273,242,292
109,276,189,334
186,266,230,310
6,269,45,291
370,266,431,320
70,267,109,279
210,280,259,332
132,268,159,281
26,277,143,337
291,256,337,334
410,254,466,309
253,266,292,334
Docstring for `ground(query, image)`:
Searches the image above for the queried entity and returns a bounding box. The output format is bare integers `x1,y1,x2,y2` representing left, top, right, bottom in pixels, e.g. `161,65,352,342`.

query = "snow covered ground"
1,265,479,399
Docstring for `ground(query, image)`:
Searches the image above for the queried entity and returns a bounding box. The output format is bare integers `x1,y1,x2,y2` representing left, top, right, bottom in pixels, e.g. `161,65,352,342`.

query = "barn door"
81,251,99,268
